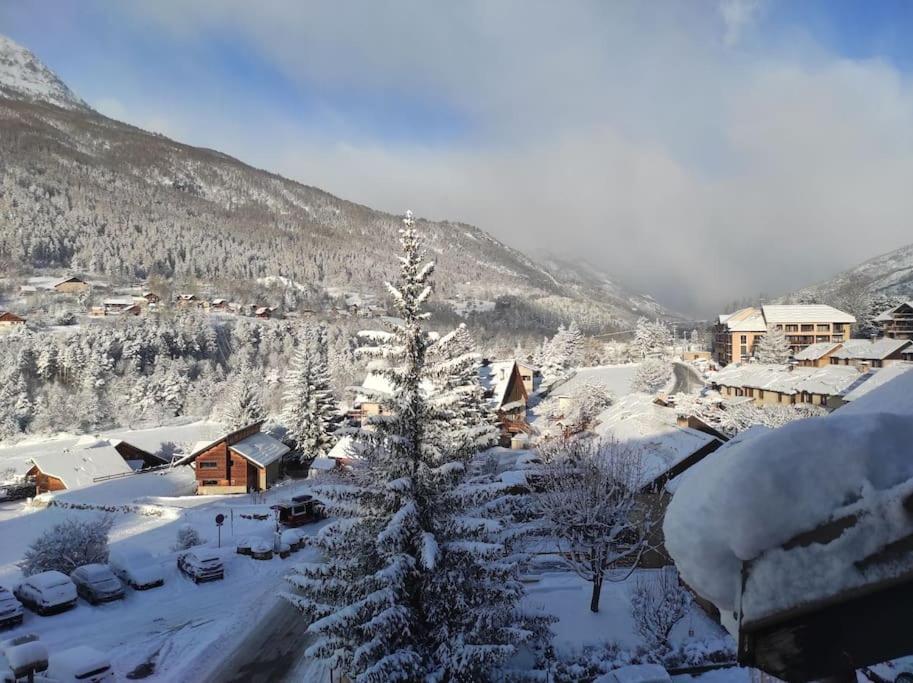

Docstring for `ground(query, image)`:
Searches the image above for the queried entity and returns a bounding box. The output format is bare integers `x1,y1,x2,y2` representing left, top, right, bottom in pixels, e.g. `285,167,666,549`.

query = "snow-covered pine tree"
285,211,548,681
282,323,340,463
563,320,584,368
217,364,266,430
754,326,791,364
426,323,499,462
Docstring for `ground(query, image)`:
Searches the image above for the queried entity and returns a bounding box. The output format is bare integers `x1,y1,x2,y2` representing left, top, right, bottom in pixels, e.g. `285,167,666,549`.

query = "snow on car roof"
28,571,71,589
594,393,720,487
29,442,133,490
76,563,111,579
229,432,290,468
50,646,108,673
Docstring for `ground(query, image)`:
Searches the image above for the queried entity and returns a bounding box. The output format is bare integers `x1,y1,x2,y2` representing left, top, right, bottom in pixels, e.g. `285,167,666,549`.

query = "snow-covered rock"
0,35,88,110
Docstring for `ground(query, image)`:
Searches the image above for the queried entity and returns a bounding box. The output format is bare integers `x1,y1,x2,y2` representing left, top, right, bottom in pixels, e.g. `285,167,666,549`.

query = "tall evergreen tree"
217,364,266,430
282,323,340,463
754,326,791,364
285,211,547,681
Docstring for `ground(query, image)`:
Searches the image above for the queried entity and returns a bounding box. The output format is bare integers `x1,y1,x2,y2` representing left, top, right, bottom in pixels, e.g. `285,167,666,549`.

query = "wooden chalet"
479,360,537,447
142,291,161,304
175,294,199,308
0,311,26,328
876,301,913,340
174,421,289,495
27,441,134,494
52,276,90,294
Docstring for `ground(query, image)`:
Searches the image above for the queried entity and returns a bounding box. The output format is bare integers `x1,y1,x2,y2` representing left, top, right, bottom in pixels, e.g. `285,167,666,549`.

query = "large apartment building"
713,304,855,366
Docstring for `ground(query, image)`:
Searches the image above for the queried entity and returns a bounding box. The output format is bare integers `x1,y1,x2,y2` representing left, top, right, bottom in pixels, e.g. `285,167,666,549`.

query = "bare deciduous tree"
630,567,690,655
536,437,652,612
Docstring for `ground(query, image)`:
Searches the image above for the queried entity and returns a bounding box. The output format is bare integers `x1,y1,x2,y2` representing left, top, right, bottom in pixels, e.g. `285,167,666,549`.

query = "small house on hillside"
479,360,539,447
53,276,90,294
875,301,913,340
142,291,161,305
102,298,135,315
173,422,289,495
27,440,135,494
175,294,199,308
794,342,842,368
0,311,26,330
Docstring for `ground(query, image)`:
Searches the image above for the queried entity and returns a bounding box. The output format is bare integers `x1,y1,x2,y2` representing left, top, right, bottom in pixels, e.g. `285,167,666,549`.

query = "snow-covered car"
177,549,224,583
594,664,672,683
70,565,124,605
109,548,165,590
0,588,23,629
46,646,114,682
13,572,77,616
1,634,49,681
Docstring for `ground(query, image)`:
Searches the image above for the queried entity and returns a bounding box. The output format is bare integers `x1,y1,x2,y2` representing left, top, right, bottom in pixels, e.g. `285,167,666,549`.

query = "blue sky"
2,1,912,314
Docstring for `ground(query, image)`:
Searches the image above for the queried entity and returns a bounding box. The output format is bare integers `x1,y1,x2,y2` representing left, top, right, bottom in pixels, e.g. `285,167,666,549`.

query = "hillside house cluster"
175,421,289,495
175,294,280,319
713,305,855,365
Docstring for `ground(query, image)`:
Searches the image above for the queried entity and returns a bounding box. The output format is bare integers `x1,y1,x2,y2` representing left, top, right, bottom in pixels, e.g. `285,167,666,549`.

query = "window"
740,335,747,343
758,389,764,399
786,324,799,332
199,461,218,469
201,480,219,486
817,324,829,332
801,324,814,332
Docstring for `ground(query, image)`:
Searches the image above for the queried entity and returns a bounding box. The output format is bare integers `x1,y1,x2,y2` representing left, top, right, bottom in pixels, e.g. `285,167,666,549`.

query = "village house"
174,422,289,495
0,311,26,331
875,301,913,340
794,342,843,367
102,297,136,315
479,360,539,447
210,298,229,311
142,291,161,305
708,363,863,408
713,304,856,365
175,293,199,308
52,276,90,294
25,437,155,494
828,338,913,368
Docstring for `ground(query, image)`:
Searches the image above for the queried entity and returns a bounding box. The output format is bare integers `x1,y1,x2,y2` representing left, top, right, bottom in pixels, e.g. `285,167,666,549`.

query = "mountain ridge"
0,34,676,334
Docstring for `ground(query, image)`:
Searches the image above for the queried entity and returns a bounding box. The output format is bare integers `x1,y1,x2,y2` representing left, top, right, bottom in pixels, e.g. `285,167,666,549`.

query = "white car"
70,565,124,605
177,549,224,583
0,588,23,629
109,548,165,590
46,646,114,682
14,572,77,616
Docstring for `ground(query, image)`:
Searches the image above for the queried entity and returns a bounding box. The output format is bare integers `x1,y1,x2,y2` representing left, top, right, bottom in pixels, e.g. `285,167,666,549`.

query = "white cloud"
719,0,765,47
75,2,913,315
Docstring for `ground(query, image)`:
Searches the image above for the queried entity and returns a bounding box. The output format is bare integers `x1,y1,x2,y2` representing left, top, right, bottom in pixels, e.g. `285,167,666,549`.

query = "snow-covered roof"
478,360,521,407
326,435,366,461
103,297,134,306
309,456,337,471
30,441,133,489
229,432,289,468
52,276,87,287
665,400,913,625
355,370,436,404
549,364,639,399
761,304,856,324
709,363,861,396
830,337,912,360
718,307,767,332
874,300,913,322
594,393,720,486
793,342,841,361
841,363,913,413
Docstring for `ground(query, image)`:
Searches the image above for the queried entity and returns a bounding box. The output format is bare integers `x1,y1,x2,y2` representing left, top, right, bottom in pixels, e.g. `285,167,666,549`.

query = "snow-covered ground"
0,471,323,681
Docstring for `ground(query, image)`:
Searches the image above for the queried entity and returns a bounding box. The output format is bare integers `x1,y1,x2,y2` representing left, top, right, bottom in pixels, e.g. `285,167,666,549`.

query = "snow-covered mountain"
0,35,88,111
791,242,913,301
0,34,675,334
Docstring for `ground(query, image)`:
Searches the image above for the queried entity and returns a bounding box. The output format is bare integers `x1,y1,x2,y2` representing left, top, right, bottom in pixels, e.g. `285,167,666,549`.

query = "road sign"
215,513,225,526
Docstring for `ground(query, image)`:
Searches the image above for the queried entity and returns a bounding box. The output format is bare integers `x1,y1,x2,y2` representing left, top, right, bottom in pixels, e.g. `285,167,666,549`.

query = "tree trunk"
590,575,603,613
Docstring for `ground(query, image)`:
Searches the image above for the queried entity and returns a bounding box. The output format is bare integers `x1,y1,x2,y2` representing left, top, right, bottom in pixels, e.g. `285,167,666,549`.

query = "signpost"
215,513,225,548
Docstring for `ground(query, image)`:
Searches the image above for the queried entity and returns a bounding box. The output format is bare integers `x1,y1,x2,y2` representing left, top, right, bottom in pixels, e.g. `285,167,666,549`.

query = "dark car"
177,549,224,583
70,565,125,605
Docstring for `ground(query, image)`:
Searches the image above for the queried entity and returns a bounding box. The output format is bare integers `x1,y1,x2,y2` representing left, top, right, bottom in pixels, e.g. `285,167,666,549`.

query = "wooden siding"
27,466,67,494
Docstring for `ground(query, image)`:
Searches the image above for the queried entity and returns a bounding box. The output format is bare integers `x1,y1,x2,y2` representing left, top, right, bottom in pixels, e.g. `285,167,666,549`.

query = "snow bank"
664,402,913,621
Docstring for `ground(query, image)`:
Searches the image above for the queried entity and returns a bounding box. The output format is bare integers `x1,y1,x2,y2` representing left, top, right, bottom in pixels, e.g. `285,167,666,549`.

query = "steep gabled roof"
229,432,289,468
875,301,913,322
172,421,266,467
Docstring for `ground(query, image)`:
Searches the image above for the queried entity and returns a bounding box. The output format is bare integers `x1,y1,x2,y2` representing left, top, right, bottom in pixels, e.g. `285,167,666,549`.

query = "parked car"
46,646,114,682
109,548,165,590
13,572,77,616
0,588,23,629
0,634,49,682
70,565,124,605
177,549,224,583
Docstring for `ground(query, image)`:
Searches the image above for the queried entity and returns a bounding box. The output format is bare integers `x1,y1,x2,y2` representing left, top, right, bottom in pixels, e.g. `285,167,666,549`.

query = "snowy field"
551,364,640,399
0,471,324,681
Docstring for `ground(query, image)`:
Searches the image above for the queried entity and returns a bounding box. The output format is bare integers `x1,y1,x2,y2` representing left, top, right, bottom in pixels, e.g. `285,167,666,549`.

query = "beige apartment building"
713,304,856,366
